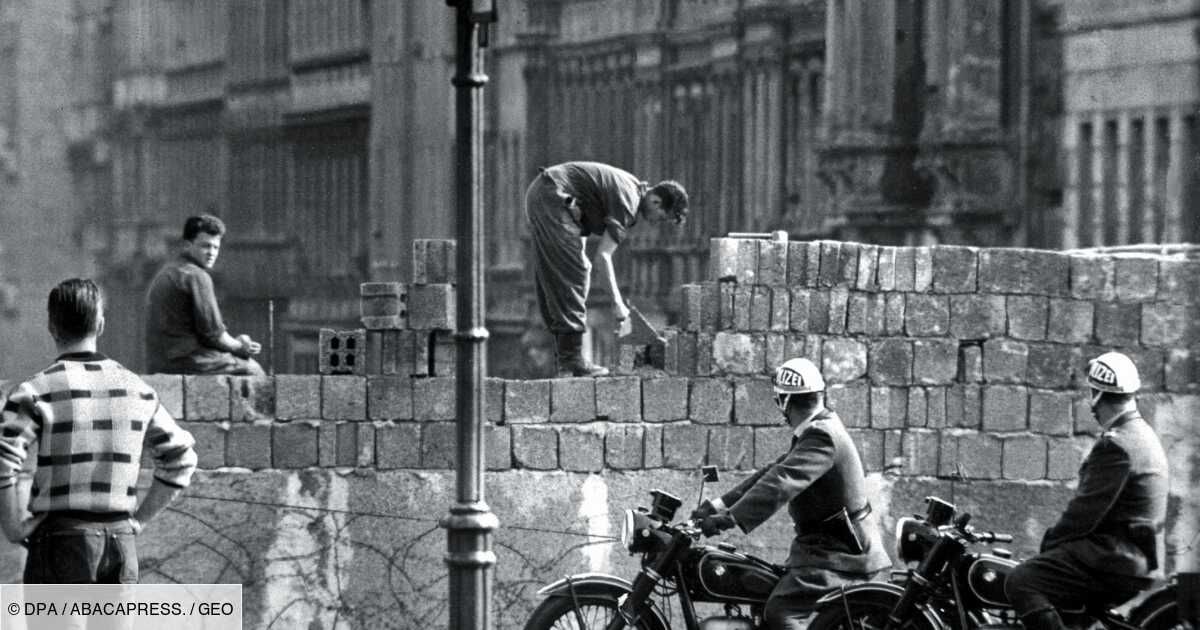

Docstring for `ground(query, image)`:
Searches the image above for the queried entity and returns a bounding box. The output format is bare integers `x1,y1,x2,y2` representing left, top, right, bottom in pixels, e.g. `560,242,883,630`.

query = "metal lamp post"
441,2,497,630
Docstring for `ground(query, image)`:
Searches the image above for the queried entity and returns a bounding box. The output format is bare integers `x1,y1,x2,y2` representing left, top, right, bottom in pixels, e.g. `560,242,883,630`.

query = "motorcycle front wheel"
522,595,666,630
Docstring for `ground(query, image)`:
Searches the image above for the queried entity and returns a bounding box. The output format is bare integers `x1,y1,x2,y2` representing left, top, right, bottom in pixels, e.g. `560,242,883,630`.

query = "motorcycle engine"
699,616,755,630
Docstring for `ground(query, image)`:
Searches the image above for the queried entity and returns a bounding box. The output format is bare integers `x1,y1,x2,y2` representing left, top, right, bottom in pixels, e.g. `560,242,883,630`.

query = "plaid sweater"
0,352,197,515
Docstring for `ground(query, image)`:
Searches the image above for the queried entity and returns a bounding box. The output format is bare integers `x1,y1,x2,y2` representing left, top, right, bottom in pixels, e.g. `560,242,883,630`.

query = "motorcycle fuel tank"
966,554,1018,608
693,549,780,603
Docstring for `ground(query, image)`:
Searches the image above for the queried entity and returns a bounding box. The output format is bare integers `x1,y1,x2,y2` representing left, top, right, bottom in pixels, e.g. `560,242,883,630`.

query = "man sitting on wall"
144,214,265,375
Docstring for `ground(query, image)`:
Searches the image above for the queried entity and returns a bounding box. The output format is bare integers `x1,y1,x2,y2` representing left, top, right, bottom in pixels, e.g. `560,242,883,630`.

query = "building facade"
47,0,1200,376
0,0,90,378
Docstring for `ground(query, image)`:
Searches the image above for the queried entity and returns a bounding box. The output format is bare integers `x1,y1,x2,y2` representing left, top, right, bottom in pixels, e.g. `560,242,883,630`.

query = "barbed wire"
182,492,796,555
185,492,619,542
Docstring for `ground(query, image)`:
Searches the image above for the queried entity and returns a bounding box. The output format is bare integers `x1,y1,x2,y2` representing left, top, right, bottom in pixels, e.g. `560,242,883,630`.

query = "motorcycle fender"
535,573,669,630
536,573,636,598
815,582,947,630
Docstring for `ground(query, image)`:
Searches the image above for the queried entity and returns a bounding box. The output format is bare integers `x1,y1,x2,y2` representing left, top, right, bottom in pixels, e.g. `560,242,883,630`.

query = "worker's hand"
613,301,632,336
237,334,262,356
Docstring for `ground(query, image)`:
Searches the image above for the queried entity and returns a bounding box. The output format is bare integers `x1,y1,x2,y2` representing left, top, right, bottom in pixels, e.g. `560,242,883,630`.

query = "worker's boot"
556,332,609,377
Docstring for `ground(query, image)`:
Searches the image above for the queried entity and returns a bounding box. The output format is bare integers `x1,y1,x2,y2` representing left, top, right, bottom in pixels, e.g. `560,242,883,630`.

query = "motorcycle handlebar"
948,522,1014,544
973,530,1014,544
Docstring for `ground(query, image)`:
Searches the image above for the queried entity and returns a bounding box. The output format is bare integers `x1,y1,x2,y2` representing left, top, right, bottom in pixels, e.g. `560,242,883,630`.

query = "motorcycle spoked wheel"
523,595,666,630
806,596,939,630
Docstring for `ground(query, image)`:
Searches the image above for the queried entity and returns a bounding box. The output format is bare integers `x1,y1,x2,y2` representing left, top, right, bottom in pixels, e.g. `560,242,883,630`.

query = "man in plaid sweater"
0,279,197,583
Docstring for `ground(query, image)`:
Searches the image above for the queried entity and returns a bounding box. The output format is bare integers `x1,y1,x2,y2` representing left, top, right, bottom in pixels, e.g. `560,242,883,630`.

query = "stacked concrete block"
319,329,367,376
359,282,408,330
361,240,459,378
411,239,456,284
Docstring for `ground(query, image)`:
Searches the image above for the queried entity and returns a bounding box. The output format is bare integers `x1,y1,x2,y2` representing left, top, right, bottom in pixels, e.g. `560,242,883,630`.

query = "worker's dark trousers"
525,172,589,334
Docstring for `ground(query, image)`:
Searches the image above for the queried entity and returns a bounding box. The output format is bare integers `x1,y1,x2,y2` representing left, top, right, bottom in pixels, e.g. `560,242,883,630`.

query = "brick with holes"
319,328,367,376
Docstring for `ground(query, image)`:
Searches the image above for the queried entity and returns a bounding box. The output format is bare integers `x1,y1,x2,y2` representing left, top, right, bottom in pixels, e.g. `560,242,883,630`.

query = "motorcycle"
806,496,1192,630
522,468,784,630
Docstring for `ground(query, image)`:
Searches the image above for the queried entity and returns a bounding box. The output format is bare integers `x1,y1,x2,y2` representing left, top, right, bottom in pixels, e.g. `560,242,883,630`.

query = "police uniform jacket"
1041,410,1168,576
719,409,891,574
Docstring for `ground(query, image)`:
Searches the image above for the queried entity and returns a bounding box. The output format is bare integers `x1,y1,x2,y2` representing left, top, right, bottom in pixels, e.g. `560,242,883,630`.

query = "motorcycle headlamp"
621,509,636,549
894,517,936,564
621,509,671,554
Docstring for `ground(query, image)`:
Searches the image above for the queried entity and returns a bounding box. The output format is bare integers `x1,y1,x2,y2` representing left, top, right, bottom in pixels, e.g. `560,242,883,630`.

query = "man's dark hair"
651,180,689,225
182,214,226,242
48,278,103,342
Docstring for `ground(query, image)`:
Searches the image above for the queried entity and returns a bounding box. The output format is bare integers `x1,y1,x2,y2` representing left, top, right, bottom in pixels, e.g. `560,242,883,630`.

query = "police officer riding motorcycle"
520,357,892,630
804,351,1189,630
692,357,892,629
1007,351,1169,630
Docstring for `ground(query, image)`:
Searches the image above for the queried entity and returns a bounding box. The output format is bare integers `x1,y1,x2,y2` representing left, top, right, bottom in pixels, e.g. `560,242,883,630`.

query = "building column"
913,0,1026,246
1061,114,1080,249
818,0,924,242
1143,108,1160,242
1164,107,1187,242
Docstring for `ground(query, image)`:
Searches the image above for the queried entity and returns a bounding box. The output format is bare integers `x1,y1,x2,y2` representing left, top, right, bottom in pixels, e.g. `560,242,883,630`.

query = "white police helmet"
773,358,824,412
1087,351,1140,405
774,358,825,395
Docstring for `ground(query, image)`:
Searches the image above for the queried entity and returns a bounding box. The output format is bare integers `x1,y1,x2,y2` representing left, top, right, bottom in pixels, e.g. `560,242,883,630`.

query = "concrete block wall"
3,239,1198,630
666,239,1200,484
128,373,811,476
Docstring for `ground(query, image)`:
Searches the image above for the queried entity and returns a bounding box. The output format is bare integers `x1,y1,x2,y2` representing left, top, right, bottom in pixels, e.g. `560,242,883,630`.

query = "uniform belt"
801,503,872,536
